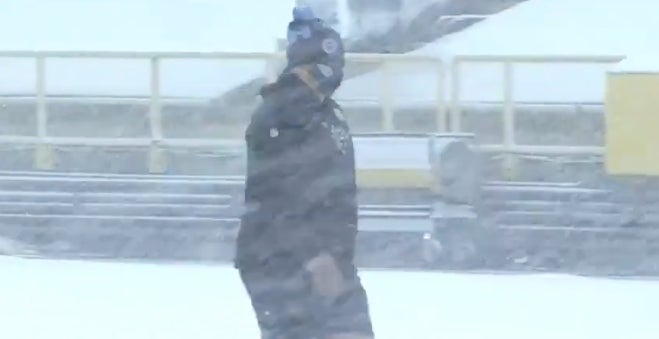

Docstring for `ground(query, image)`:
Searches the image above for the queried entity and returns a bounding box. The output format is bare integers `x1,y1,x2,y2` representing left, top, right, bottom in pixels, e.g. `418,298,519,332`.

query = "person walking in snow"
234,2,375,338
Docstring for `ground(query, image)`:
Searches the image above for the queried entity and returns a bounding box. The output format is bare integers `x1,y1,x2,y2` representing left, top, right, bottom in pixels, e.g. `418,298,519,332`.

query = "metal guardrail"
450,55,624,155
0,50,444,172
449,54,624,178
0,51,627,174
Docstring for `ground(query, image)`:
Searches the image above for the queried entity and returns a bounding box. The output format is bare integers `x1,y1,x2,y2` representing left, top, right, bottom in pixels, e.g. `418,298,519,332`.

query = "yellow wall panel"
605,72,659,176
356,168,433,189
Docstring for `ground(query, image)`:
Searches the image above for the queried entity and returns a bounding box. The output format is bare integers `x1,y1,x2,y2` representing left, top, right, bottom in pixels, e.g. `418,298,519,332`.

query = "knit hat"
295,0,321,21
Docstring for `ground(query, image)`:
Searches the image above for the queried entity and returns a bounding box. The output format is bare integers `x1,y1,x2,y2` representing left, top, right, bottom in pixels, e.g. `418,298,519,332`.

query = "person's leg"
305,253,375,338
323,272,374,338
239,257,324,339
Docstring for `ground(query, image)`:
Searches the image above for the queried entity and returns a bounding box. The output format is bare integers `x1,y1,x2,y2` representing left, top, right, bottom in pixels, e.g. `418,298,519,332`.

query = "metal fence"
0,50,626,173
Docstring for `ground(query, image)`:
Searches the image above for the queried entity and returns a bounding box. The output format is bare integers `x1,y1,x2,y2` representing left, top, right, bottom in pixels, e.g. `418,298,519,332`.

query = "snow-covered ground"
3,256,658,339
337,0,658,104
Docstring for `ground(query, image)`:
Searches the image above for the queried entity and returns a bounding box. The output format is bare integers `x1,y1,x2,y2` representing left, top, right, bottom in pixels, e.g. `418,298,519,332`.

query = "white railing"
0,50,442,172
450,55,624,153
0,51,627,175
449,54,624,178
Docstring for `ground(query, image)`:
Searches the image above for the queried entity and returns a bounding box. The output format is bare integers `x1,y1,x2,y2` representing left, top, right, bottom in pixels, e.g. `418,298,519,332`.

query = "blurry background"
1,0,658,276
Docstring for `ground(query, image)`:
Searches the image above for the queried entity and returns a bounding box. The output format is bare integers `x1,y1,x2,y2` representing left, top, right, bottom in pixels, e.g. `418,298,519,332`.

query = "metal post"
265,57,278,84
148,57,166,173
381,61,394,131
502,61,517,179
449,59,462,132
427,135,440,194
435,61,446,132
36,57,47,140
35,56,55,170
628,176,648,227
265,40,285,83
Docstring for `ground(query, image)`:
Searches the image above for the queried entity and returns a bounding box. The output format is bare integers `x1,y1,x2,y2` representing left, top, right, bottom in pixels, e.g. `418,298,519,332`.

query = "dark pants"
238,253,374,338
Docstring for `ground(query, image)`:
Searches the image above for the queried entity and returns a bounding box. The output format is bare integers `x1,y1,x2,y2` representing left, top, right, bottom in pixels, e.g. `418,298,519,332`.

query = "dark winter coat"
235,73,357,273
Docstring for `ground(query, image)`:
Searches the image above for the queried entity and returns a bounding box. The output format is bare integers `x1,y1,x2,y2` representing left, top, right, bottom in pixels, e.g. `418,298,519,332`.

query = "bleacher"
4,0,659,277
0,133,480,268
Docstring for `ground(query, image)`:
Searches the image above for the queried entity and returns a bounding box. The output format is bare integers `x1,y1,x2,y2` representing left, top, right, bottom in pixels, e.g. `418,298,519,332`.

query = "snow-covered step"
0,173,430,206
0,175,243,194
77,192,232,205
0,171,244,182
0,202,229,218
483,200,627,214
0,213,238,228
0,190,233,205
0,202,75,215
482,185,612,202
497,224,629,233
484,181,582,188
74,203,233,218
0,191,75,203
493,210,643,228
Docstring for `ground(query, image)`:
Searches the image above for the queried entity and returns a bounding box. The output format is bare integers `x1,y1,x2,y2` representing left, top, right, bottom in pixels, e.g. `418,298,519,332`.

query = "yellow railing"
0,50,627,174
450,54,624,155
449,55,625,178
0,50,442,172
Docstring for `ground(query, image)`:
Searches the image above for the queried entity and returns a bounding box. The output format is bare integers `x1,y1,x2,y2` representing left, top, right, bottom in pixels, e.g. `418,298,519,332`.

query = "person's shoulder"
308,19,340,37
316,25,343,56
310,18,329,30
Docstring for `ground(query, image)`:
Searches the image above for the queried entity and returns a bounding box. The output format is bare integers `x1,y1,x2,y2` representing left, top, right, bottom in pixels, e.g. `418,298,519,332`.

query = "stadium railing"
450,54,624,177
0,51,625,174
